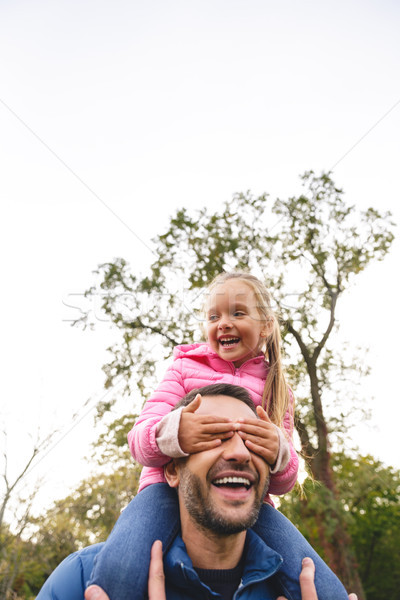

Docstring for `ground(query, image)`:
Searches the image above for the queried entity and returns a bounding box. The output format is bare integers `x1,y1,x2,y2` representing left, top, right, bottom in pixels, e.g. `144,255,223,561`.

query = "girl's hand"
236,405,279,466
178,394,235,454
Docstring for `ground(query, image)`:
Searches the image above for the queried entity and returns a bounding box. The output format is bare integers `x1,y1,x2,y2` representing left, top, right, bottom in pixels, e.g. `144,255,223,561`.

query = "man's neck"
181,520,247,570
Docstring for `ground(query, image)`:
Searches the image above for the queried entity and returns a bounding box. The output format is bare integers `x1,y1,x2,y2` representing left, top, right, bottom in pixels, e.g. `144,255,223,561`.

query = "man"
37,384,349,600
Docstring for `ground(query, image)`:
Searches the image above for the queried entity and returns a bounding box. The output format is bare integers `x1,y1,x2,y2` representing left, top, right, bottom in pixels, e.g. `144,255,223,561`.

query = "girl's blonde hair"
205,271,291,428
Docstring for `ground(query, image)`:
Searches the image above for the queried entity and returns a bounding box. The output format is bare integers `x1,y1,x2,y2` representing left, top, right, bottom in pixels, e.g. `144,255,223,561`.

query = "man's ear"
164,460,180,489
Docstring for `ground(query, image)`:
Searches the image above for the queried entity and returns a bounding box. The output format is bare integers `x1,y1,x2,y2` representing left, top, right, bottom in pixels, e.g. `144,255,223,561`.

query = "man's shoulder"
36,543,104,600
243,530,283,577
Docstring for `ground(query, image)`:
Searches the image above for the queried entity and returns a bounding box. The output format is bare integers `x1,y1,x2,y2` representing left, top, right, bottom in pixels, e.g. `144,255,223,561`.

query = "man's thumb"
85,586,107,600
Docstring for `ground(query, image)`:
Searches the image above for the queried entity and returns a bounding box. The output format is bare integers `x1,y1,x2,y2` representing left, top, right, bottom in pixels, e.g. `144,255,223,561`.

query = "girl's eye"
208,314,219,322
233,311,246,317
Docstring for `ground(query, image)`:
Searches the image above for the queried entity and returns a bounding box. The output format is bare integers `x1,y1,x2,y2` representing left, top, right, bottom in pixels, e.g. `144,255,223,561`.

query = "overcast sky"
1,0,399,516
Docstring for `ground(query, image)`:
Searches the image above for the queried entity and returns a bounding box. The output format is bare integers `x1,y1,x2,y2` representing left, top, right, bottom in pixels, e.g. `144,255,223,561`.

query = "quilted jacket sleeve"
267,388,299,496
127,360,187,467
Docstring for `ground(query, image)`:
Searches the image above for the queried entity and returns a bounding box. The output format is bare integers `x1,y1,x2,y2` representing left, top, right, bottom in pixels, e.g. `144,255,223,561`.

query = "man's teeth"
213,476,251,487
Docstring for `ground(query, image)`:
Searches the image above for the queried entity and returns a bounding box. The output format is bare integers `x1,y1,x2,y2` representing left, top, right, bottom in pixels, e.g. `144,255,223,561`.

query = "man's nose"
222,431,251,463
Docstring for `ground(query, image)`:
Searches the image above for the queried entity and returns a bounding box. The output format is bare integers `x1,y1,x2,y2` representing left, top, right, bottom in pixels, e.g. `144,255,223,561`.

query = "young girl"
88,272,348,600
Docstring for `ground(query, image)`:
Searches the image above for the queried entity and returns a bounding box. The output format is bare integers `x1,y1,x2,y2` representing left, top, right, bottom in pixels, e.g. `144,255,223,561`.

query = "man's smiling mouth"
212,476,252,490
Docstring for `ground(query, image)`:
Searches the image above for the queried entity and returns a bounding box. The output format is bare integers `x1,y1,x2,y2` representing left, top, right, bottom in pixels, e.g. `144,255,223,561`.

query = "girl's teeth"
220,337,239,346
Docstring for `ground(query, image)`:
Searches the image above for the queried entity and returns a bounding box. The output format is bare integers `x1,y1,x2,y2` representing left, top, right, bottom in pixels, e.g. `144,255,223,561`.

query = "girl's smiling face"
205,279,270,367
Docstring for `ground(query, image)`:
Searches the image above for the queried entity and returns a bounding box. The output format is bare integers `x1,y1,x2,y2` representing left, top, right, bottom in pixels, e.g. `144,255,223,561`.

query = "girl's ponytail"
261,320,290,429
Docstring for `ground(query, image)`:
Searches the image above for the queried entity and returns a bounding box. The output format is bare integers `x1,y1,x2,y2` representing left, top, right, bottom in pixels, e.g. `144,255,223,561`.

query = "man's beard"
179,464,270,536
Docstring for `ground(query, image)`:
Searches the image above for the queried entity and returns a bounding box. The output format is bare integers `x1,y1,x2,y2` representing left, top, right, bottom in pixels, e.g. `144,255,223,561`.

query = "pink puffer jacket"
128,343,298,502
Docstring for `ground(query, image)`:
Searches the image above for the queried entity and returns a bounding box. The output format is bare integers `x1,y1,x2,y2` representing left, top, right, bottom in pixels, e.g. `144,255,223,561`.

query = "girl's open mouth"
219,337,240,348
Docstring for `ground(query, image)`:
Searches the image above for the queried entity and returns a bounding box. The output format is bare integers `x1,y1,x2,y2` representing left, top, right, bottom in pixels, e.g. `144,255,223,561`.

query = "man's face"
169,395,271,536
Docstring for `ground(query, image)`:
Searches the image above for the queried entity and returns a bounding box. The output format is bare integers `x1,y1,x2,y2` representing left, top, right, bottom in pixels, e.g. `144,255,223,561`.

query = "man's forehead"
197,394,256,419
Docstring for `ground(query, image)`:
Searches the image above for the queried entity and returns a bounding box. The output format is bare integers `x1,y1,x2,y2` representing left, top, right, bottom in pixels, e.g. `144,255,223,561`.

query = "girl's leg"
88,483,179,600
252,504,349,600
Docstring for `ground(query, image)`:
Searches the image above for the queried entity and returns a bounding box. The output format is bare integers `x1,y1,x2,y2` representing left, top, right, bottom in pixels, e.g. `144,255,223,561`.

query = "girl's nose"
218,316,233,330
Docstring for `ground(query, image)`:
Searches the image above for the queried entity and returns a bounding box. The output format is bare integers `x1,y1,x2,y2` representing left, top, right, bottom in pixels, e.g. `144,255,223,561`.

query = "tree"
0,431,54,600
31,462,141,570
76,171,395,597
9,417,141,599
279,453,400,600
334,453,400,600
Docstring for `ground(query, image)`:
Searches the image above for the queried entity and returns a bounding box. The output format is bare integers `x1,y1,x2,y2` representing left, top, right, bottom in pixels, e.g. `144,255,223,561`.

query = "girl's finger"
256,404,271,422
181,394,202,413
235,416,273,428
196,415,232,424
196,431,234,445
244,442,275,463
190,439,223,453
201,423,235,434
240,433,272,447
236,422,274,437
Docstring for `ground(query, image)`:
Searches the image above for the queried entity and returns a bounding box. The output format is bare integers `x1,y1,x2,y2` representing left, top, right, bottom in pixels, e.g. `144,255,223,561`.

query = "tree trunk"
304,366,365,599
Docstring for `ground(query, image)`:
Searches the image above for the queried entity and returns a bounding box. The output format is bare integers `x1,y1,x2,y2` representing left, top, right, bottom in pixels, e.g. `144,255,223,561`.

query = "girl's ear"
164,460,180,489
260,318,274,338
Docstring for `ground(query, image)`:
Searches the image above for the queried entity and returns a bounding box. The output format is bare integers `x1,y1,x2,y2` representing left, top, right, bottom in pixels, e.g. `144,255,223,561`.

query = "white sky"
1,0,399,517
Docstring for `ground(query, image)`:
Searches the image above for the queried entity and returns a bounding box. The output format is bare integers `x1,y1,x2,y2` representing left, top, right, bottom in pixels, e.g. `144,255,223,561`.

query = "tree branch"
129,317,180,347
312,291,339,363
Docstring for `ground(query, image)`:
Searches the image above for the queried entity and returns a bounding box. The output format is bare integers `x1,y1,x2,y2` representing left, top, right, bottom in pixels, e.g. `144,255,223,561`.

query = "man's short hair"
174,383,258,415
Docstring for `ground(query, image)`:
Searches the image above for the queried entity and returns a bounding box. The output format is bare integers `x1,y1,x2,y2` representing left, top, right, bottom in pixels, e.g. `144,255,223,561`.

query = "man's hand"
85,585,108,600
235,405,279,466
276,557,358,600
179,393,235,453
148,540,166,599
84,541,166,600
